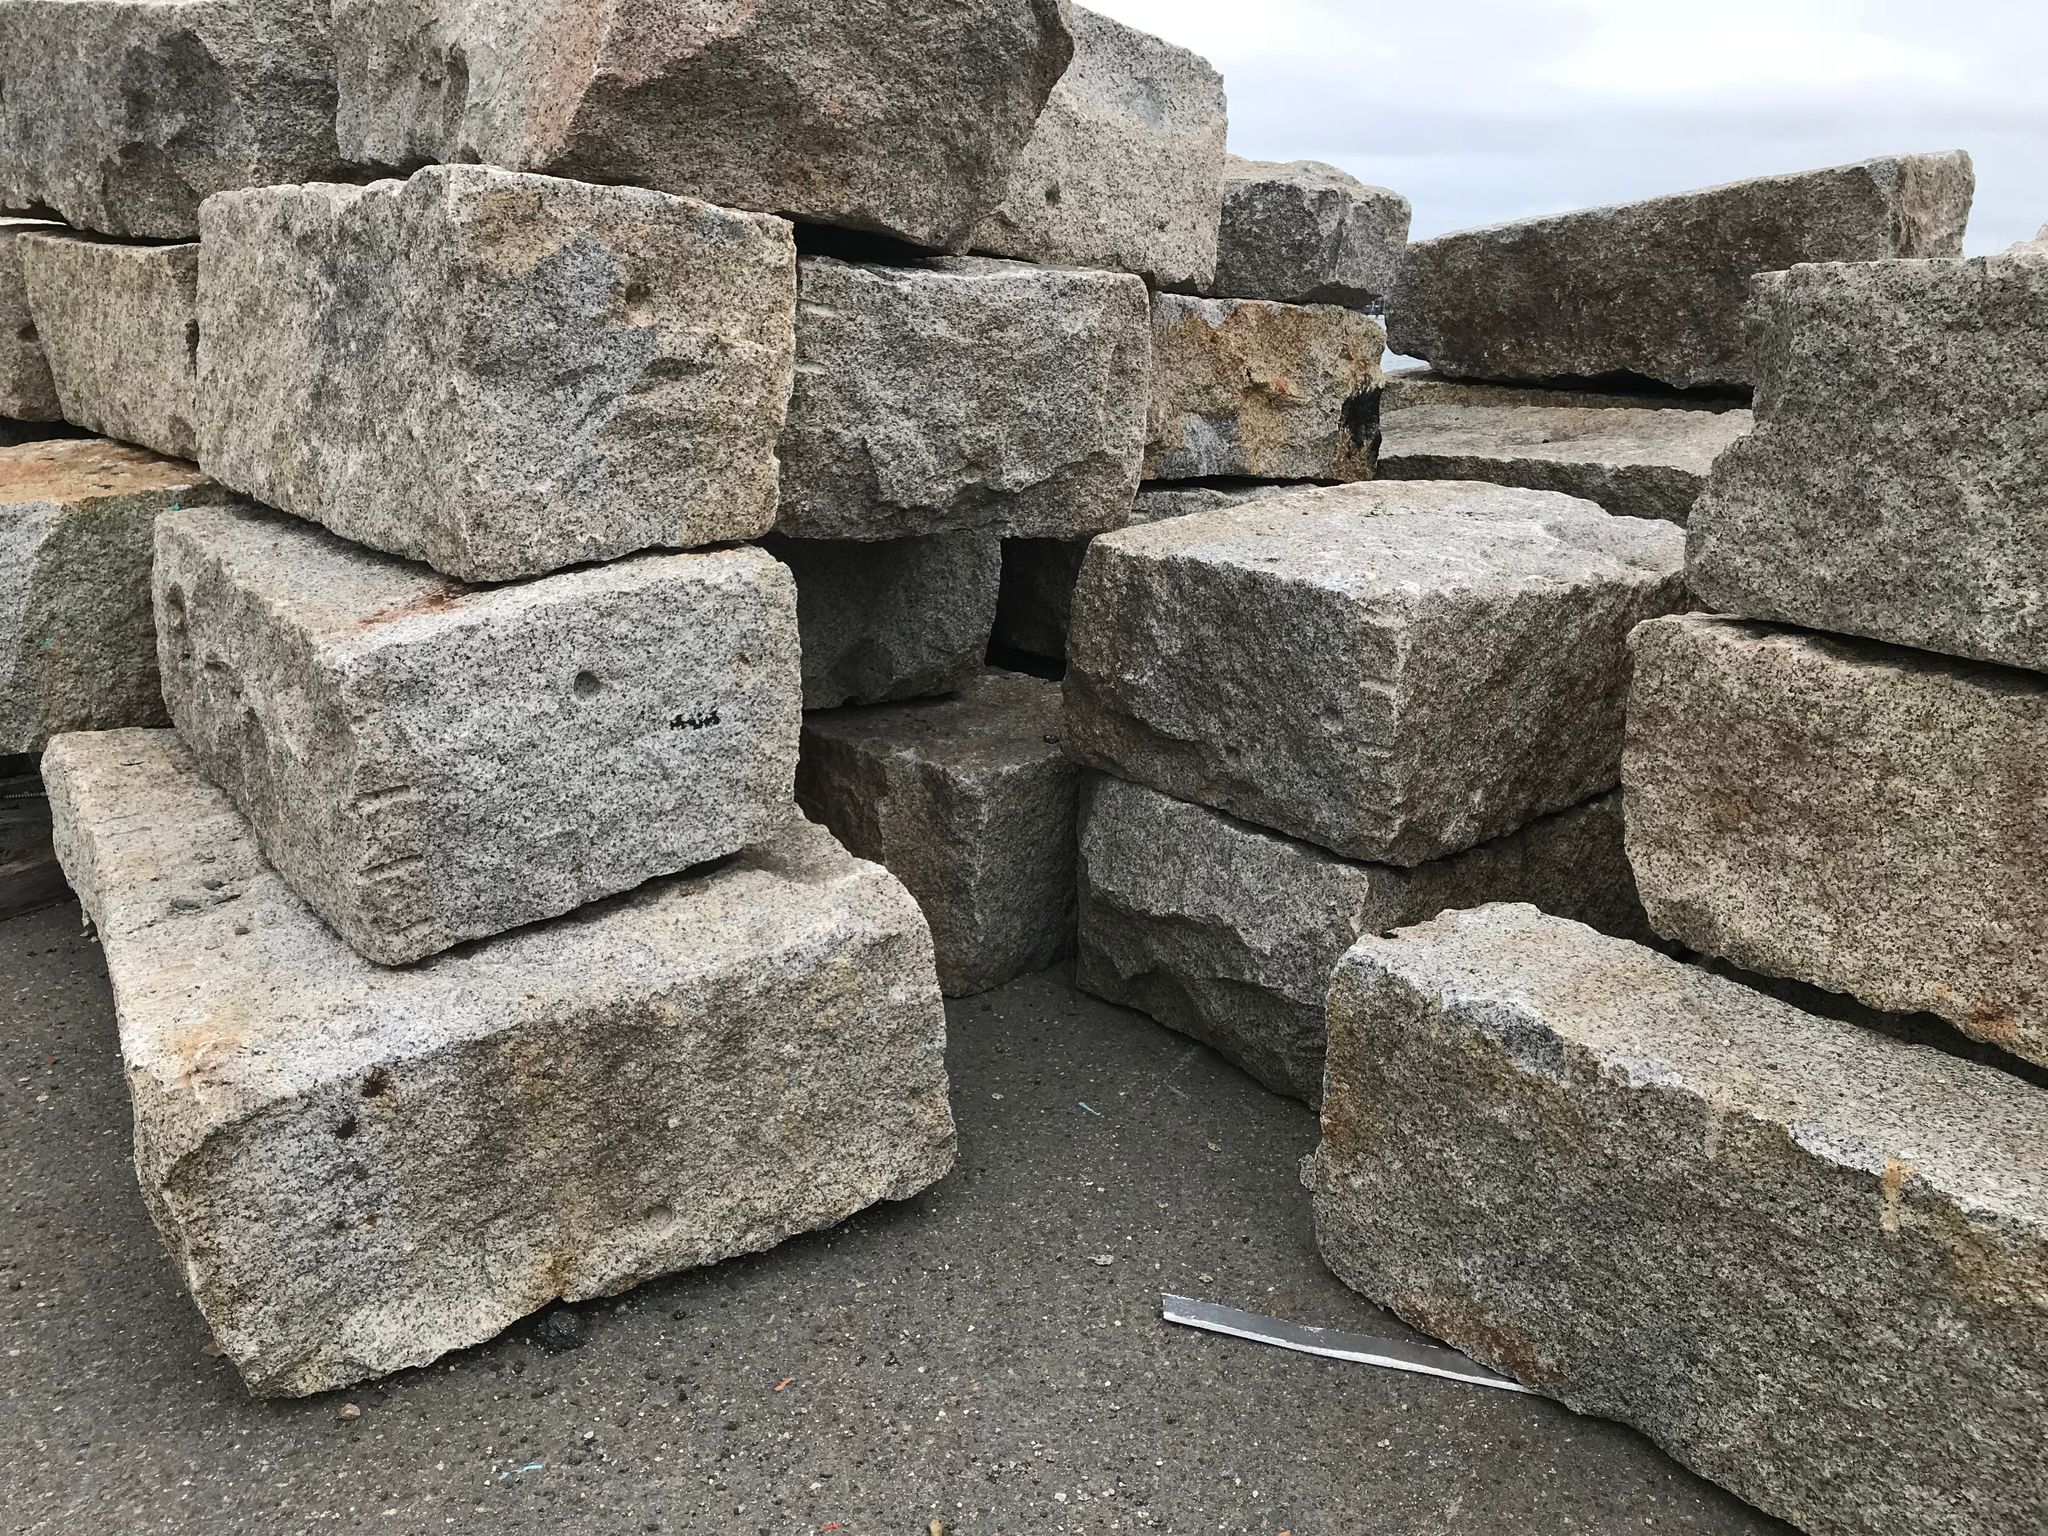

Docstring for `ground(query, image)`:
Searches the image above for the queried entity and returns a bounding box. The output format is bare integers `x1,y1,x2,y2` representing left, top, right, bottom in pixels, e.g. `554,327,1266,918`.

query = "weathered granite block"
1145,294,1383,481
798,671,1077,996
970,7,1227,289
1064,481,1687,863
1077,775,1647,1103
765,532,1000,711
1307,903,2048,1536
1382,369,1753,414
0,0,345,239
44,728,954,1399
1687,251,2048,671
1390,152,1974,389
1625,614,2048,1067
332,0,1071,252
20,234,201,460
155,503,801,966
1203,157,1410,308
2,438,228,754
776,256,1149,542
197,165,796,582
0,220,62,422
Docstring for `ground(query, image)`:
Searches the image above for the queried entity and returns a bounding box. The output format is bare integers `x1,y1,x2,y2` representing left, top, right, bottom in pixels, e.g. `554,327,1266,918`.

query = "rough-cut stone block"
44,728,954,1399
776,256,1149,542
155,503,801,967
197,165,796,583
1390,152,1974,389
765,532,1000,712
1203,157,1410,308
1078,776,1646,1103
2,438,227,754
332,0,1071,252
1307,903,2048,1536
0,220,62,423
970,7,1227,288
1065,481,1686,864
0,0,344,239
1687,252,2048,671
1379,386,1753,524
1382,369,1753,415
798,671,1077,997
1625,614,2047,1068
20,234,201,460
1145,294,1383,482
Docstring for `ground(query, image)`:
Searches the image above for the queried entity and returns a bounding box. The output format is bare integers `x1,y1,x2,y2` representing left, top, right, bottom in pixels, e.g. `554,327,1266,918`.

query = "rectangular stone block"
765,532,1000,712
1625,614,2047,1067
1390,152,1974,389
798,670,1078,997
197,165,796,582
155,502,802,967
1307,904,2048,1536
1064,481,1687,864
20,233,201,460
44,728,954,1399
1146,293,1383,481
2,438,228,753
333,0,1071,252
0,0,345,238
775,255,1149,541
1077,775,1647,1103
0,219,62,422
970,7,1227,289
1202,156,1411,308
1688,251,2048,671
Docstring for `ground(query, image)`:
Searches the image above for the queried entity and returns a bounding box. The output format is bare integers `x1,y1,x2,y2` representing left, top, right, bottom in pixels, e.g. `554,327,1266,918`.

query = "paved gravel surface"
1,899,1789,1535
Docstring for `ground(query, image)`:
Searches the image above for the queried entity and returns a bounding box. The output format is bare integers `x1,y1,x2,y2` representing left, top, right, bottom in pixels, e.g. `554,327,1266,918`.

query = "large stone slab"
775,256,1149,542
20,234,201,460
0,0,345,239
155,502,802,967
798,670,1077,997
1306,903,2048,1536
1687,251,2048,672
2,438,228,754
0,220,62,423
1145,294,1383,481
1390,152,1974,389
1064,481,1687,864
969,7,1227,288
332,0,1071,252
1202,157,1410,308
197,165,796,582
764,532,1000,711
1625,614,2048,1068
44,728,954,1399
1077,776,1646,1103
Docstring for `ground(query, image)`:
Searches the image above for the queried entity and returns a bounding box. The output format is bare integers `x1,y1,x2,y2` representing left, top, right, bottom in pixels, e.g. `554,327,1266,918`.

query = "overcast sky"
1092,0,2043,253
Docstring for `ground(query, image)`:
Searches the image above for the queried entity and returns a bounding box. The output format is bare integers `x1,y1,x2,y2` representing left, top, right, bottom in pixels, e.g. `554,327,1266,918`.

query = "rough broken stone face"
1078,776,1648,1103
0,220,62,423
197,165,796,583
0,0,345,239
1204,157,1411,307
1307,903,2048,1536
764,532,1000,711
775,256,1149,542
43,728,954,1399
1,438,229,754
1687,252,2048,671
1145,294,1384,482
332,0,1071,251
155,503,802,967
1625,614,2048,1068
798,671,1078,997
1064,481,1687,864
20,235,201,461
1390,152,1974,389
970,7,1227,288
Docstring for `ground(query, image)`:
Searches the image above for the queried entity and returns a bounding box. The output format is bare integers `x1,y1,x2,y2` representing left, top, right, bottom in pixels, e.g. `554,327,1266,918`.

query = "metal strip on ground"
1161,1294,1538,1395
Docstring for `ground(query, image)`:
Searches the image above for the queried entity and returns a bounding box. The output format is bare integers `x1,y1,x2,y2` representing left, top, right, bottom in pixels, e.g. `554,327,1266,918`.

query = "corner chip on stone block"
196,165,797,583
0,221,64,424
1202,157,1411,308
1307,903,2048,1536
43,728,955,1399
154,503,802,967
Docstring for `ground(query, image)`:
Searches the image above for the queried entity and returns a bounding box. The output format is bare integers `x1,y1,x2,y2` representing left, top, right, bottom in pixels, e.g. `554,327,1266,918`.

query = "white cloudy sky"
1092,0,2044,252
